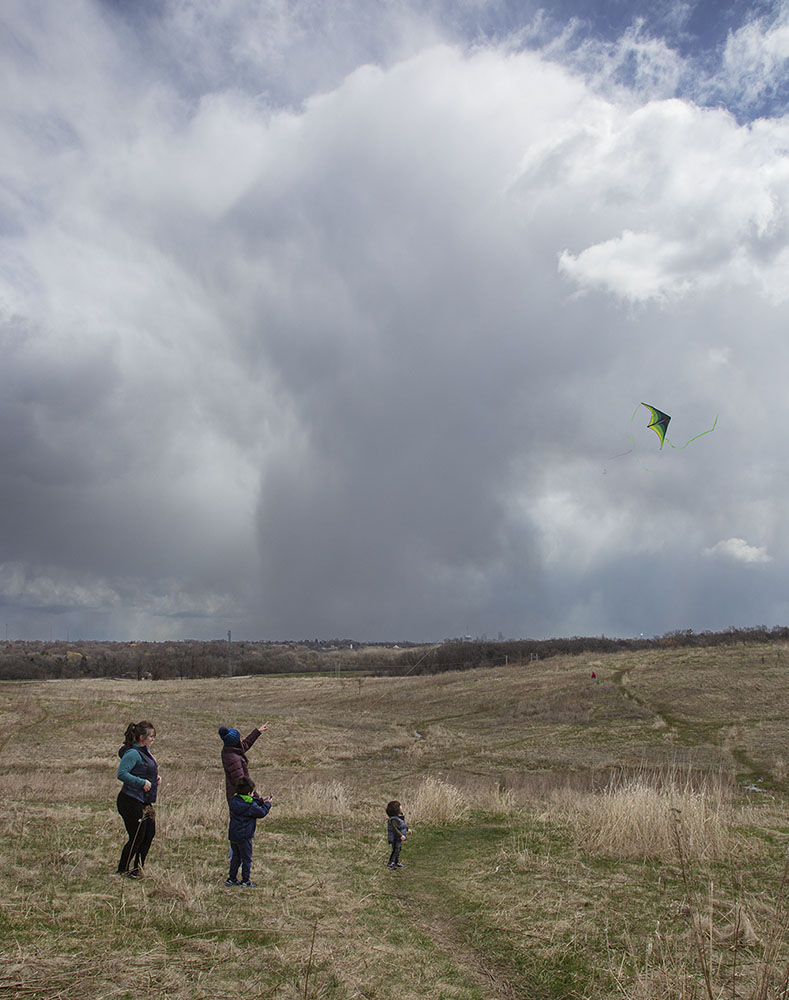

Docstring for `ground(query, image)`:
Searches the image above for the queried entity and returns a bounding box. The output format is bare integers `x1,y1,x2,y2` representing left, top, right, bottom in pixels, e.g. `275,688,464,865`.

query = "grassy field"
0,644,787,999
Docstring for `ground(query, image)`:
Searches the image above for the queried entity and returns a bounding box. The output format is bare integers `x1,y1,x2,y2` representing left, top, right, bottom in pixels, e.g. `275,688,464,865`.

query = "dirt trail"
380,822,576,1000
610,662,783,790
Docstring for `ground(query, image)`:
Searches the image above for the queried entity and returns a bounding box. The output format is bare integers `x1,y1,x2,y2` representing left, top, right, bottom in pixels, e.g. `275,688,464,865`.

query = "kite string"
667,414,718,450
368,646,436,707
606,404,640,461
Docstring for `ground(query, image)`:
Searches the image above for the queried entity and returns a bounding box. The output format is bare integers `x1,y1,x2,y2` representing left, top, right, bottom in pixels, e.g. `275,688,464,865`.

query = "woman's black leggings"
117,791,156,873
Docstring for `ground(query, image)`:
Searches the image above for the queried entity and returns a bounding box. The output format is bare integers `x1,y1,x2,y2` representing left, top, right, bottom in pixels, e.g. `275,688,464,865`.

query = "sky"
2,0,789,642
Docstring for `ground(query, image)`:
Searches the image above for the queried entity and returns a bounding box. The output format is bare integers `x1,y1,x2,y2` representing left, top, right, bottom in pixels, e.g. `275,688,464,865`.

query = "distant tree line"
0,639,392,681
375,625,789,676
0,625,786,682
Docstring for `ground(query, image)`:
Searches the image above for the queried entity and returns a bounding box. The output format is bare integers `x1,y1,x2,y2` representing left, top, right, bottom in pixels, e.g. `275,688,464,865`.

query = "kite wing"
641,402,671,449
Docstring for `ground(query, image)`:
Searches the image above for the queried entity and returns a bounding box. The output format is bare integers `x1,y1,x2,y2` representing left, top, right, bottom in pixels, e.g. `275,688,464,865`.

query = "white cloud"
703,538,773,564
721,6,789,110
706,347,731,367
554,98,789,302
566,20,685,102
559,229,693,301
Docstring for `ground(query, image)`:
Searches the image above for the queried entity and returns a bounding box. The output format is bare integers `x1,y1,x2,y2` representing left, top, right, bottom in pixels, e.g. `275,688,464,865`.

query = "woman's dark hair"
386,800,401,817
124,720,156,746
235,776,255,796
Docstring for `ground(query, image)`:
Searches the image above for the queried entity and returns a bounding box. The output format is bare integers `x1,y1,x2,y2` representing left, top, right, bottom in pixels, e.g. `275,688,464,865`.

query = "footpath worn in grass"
0,645,787,998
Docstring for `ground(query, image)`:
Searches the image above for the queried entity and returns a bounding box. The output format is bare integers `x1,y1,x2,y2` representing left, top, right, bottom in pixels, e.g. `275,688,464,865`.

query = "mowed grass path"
0,645,787,998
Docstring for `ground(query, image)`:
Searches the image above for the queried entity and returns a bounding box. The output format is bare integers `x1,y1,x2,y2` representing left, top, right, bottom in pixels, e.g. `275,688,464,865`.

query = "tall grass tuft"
286,780,351,817
408,776,468,825
558,770,733,861
468,780,517,815
612,826,789,1000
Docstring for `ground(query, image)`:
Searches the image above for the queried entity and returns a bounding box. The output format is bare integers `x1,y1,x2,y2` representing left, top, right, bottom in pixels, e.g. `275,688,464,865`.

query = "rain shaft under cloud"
2,0,789,640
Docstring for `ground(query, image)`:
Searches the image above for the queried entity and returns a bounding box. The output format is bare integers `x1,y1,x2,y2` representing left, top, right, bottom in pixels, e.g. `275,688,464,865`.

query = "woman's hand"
258,722,268,732
157,776,162,786
142,780,152,792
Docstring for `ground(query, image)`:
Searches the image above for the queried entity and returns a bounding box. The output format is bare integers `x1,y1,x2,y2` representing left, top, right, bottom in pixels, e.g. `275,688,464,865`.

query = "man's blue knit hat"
218,726,241,747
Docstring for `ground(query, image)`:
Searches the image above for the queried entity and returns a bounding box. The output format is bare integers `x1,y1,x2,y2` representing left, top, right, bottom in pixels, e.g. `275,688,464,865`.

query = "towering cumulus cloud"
2,0,789,640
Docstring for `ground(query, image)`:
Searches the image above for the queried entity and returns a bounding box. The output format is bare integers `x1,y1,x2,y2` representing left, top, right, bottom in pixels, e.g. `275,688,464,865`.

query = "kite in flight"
606,403,718,472
642,403,670,449
640,402,718,450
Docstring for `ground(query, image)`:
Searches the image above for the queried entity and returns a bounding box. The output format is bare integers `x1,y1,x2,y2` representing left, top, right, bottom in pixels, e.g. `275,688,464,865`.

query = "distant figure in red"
591,671,597,681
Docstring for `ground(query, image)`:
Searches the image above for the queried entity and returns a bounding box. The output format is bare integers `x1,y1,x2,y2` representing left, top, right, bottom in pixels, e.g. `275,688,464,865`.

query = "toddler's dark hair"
385,800,401,817
235,776,255,796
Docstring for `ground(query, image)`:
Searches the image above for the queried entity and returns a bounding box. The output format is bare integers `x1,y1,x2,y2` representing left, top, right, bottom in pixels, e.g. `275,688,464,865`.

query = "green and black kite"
640,402,717,450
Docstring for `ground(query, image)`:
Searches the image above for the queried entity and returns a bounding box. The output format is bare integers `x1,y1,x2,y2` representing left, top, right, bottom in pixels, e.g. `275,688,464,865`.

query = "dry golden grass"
286,779,353,817
408,776,469,825
0,645,787,999
553,769,736,861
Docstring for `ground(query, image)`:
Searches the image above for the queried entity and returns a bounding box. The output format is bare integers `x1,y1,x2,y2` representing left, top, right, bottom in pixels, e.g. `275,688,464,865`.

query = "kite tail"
667,414,718,450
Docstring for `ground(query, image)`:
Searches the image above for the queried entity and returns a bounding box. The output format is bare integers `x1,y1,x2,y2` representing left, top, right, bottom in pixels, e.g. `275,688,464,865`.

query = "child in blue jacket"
226,777,273,887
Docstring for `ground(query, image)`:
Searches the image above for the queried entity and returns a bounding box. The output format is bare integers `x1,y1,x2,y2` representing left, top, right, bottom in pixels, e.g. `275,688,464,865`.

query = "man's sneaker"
395,862,405,868
240,880,257,888
124,868,141,879
224,878,241,886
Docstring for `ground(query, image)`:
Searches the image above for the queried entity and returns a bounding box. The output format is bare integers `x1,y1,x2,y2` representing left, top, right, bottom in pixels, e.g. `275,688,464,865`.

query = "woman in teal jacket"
116,720,160,877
